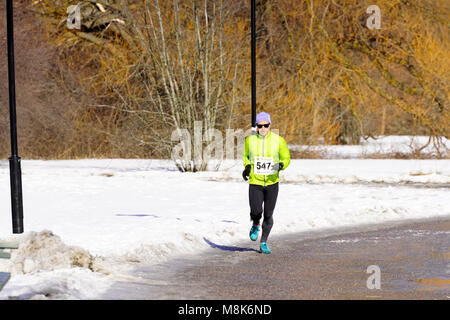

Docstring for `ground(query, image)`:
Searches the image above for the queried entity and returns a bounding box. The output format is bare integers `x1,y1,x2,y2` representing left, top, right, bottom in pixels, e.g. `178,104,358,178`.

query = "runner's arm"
278,137,290,170
243,136,251,167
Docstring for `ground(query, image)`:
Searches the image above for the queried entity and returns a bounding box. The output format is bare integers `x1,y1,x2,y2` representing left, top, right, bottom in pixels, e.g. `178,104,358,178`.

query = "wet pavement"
101,217,450,300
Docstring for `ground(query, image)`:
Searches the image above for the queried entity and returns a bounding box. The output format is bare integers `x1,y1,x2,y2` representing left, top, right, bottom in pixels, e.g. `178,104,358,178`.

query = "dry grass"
0,0,448,160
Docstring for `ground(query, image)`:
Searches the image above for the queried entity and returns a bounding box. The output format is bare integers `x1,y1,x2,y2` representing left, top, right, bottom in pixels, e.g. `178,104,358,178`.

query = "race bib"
254,156,274,175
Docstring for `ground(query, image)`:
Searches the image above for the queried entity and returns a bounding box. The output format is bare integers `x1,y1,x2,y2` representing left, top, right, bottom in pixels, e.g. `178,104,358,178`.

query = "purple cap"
255,112,271,124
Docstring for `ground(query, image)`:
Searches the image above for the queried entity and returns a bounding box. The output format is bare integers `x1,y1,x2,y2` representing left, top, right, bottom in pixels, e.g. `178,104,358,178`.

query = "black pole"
6,0,24,234
251,0,256,129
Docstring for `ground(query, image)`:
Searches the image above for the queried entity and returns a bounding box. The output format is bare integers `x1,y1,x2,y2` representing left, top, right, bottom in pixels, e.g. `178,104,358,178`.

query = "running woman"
242,112,290,254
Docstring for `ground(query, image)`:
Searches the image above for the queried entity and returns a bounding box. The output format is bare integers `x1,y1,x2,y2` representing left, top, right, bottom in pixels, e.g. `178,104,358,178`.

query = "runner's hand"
272,163,284,171
242,165,251,181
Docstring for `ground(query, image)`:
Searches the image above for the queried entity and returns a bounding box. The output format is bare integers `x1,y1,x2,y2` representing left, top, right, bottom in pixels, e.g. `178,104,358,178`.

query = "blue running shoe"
260,242,271,254
249,225,260,241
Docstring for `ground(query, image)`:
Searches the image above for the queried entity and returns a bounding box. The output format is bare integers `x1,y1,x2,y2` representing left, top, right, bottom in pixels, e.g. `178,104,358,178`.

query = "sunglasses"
257,124,270,128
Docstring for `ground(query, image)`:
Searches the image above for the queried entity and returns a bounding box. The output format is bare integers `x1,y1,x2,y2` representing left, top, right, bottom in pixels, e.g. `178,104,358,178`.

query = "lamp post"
251,0,256,131
6,0,24,234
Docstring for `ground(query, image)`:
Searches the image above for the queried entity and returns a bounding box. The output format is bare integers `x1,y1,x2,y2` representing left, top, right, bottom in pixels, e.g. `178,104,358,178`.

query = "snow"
290,135,450,158
0,137,449,299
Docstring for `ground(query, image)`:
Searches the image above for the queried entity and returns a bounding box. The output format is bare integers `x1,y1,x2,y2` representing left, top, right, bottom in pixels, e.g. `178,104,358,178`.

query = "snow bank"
0,231,111,299
290,135,450,158
0,268,111,300
0,156,449,299
205,158,450,185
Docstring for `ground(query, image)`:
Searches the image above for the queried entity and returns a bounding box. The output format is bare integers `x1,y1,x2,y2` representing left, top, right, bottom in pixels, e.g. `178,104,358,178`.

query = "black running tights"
249,182,279,243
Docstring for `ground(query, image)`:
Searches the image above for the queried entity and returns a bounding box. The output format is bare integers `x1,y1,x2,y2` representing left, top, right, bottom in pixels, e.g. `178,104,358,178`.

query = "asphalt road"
102,216,450,300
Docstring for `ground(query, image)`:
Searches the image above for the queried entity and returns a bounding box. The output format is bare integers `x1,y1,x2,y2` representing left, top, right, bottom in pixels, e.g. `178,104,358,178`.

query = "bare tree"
93,0,247,170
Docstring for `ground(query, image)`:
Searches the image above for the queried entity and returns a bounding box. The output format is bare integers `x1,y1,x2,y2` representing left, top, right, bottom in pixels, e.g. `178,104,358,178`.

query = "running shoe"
260,242,271,254
249,224,260,241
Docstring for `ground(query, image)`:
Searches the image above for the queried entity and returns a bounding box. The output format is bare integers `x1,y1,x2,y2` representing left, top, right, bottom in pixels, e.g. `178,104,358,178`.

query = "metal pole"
6,0,24,234
251,0,256,130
